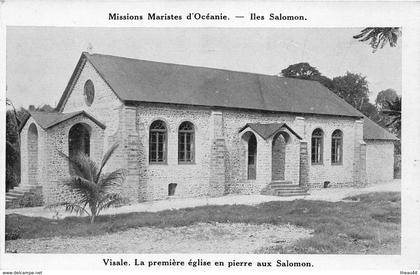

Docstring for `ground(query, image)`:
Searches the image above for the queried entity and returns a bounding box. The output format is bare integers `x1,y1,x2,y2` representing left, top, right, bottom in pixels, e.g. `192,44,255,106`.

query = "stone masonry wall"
62,59,123,149
43,116,104,205
27,124,38,186
223,110,296,194
60,59,135,202
304,116,359,187
223,110,359,191
136,103,213,201
272,135,286,180
299,141,309,188
366,140,394,184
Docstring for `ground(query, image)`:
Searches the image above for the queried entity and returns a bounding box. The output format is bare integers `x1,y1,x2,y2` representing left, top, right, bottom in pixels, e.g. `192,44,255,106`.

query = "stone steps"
268,181,309,197
5,185,43,209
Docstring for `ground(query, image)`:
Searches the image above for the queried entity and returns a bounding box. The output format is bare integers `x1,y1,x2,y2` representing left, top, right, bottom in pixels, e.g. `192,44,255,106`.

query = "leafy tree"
375,89,398,110
360,101,380,121
281,62,322,79
6,110,20,192
353,28,401,52
280,62,334,90
332,72,370,110
53,143,127,224
6,99,22,192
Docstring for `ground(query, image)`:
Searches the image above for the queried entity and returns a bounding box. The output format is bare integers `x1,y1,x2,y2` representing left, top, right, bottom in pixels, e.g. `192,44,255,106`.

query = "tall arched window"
178,121,195,163
247,133,257,180
149,120,167,163
331,130,343,164
311,128,324,164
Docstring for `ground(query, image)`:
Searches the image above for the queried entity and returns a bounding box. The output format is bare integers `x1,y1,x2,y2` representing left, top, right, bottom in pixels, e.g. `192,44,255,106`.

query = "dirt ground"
6,222,312,253
5,180,400,219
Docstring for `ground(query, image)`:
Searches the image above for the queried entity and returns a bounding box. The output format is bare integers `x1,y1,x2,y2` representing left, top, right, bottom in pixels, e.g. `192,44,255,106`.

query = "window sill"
311,162,324,166
331,162,343,166
178,162,196,165
149,162,168,165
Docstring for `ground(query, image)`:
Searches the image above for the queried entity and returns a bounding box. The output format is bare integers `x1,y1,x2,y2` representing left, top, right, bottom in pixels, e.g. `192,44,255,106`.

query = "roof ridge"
86,51,314,83
57,51,364,118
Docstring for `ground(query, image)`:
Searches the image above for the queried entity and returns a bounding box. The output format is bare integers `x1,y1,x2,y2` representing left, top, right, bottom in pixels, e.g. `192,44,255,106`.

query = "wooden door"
248,134,257,180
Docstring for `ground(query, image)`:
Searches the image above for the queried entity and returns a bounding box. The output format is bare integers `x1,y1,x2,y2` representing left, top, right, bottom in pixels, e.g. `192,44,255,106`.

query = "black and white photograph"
1,1,419,273
4,26,402,253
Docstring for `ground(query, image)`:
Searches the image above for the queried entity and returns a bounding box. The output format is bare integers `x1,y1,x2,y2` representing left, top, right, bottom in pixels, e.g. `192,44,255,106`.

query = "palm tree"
54,143,128,223
382,96,401,135
353,28,401,52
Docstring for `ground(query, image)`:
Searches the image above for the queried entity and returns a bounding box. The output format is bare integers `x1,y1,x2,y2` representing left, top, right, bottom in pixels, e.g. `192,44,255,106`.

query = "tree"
281,62,322,79
382,96,401,136
280,62,334,90
6,110,20,192
332,72,370,110
35,104,55,112
6,99,22,192
53,143,128,223
353,28,401,52
375,89,398,110
360,101,380,121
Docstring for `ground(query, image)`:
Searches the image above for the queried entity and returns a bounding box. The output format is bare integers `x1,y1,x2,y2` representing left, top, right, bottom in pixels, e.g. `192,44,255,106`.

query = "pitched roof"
57,52,364,118
19,111,106,132
240,123,302,140
363,117,398,141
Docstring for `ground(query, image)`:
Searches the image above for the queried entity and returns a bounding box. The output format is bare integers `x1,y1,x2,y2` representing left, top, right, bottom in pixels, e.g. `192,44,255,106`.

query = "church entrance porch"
13,110,107,208
239,122,309,197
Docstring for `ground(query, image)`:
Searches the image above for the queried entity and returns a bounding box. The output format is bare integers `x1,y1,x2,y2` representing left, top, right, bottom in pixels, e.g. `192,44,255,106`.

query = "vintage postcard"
0,1,419,274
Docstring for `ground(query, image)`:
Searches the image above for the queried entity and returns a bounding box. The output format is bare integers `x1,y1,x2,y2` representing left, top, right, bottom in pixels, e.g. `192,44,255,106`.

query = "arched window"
149,120,167,163
311,128,324,164
331,130,343,164
247,133,257,180
84,80,95,106
178,121,195,163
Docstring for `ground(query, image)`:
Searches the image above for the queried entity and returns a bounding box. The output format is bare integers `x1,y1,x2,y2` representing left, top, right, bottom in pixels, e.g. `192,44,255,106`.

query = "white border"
1,1,419,273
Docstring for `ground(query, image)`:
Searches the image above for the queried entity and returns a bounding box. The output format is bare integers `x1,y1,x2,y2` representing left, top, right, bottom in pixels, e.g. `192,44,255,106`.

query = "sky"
6,27,402,109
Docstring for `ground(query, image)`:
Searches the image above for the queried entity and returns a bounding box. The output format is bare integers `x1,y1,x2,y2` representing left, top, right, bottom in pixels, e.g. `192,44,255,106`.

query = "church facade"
17,52,398,205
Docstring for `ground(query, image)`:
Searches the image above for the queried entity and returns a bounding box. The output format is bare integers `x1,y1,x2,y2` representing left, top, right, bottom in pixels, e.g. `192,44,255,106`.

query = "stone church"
14,52,398,207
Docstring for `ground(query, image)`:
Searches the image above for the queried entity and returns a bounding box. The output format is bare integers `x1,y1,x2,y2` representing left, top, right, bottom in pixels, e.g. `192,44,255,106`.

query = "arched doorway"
27,123,38,185
272,132,289,181
68,123,91,162
242,131,257,180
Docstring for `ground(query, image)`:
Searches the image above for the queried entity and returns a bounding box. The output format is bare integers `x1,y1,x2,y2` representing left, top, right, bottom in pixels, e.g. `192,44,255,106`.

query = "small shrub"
6,229,21,241
347,230,375,240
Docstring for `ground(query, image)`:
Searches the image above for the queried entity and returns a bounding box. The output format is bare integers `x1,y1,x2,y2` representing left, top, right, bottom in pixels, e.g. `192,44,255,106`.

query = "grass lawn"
5,191,400,254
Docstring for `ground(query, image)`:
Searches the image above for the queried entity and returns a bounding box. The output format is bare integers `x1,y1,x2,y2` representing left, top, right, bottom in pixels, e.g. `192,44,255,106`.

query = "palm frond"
62,177,99,203
48,202,90,216
58,150,97,181
96,143,119,182
353,27,400,52
97,193,124,215
386,116,401,127
56,143,126,223
99,169,128,191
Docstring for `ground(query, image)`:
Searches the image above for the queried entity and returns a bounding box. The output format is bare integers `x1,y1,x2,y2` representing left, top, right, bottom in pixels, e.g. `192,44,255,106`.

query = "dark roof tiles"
54,52,396,141
81,52,363,117
240,123,302,140
363,117,398,141
21,111,106,131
